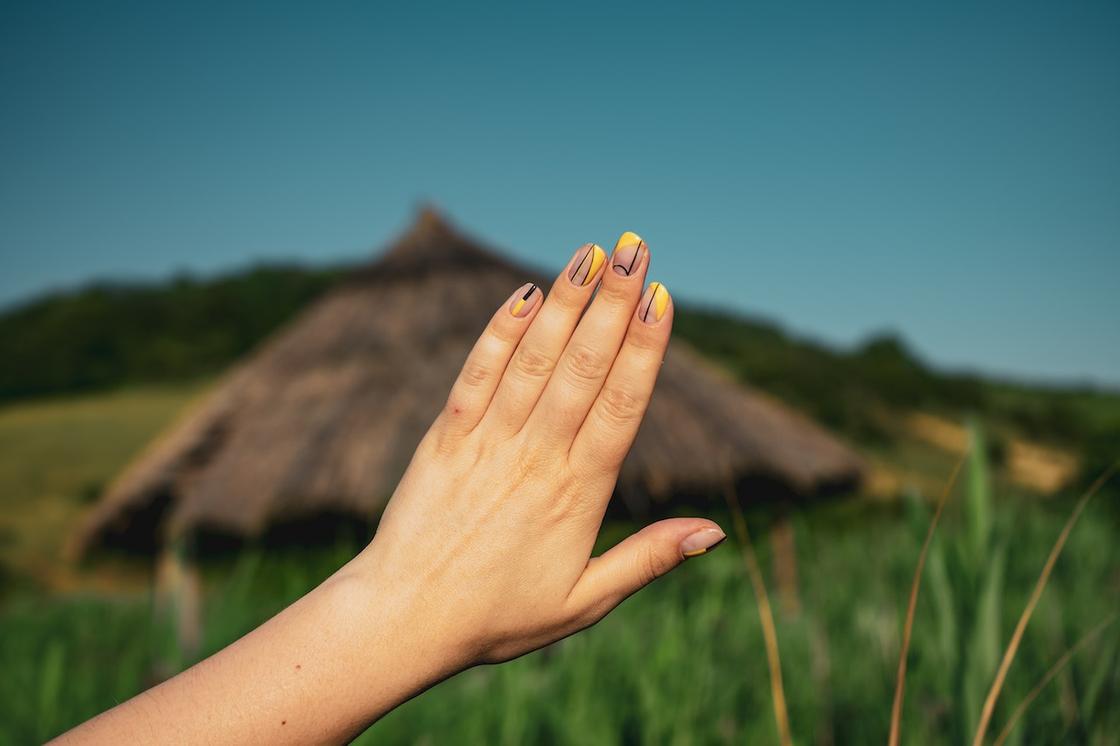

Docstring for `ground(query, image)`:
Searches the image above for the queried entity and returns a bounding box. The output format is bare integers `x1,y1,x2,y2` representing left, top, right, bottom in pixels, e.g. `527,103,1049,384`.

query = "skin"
57,234,724,745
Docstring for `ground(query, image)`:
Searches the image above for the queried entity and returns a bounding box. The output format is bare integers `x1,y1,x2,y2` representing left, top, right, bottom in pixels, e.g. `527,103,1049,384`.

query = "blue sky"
2,0,1118,385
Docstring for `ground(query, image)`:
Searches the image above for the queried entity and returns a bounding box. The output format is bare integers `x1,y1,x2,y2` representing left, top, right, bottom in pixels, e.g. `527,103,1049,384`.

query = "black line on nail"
625,240,641,275
521,283,537,300
642,283,659,322
571,245,592,284
611,239,643,276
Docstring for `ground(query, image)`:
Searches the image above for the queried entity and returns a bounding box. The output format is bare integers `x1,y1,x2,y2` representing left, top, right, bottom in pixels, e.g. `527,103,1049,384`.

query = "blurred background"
1,1,1118,743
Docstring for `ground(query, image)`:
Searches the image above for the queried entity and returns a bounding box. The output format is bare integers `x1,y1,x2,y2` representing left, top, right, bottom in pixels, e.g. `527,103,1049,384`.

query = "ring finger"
479,242,607,435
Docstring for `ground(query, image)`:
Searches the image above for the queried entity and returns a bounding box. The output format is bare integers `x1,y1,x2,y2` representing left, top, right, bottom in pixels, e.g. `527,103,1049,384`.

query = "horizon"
4,204,1116,393
2,1,1118,386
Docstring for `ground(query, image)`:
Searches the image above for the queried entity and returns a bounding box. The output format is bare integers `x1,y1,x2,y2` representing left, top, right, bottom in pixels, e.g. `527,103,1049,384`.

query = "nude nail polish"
680,527,726,558
509,283,540,317
639,282,670,323
611,231,646,276
568,243,606,286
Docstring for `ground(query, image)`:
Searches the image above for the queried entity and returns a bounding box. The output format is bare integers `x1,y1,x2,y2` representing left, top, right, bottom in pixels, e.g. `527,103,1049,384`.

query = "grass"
2,487,1117,743
0,383,206,588
992,613,1117,746
971,459,1119,745
724,480,792,745
1,387,1117,743
889,448,967,746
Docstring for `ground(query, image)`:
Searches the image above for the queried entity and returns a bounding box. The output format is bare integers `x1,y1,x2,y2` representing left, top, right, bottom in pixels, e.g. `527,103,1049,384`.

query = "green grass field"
0,383,207,589
0,387,1117,743
2,496,1117,743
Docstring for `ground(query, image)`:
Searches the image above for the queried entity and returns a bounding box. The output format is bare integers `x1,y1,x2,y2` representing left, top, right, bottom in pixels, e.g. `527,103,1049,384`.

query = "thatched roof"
74,208,864,556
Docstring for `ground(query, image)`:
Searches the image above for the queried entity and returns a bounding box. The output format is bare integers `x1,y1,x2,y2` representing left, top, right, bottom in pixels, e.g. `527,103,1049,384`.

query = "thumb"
568,518,726,622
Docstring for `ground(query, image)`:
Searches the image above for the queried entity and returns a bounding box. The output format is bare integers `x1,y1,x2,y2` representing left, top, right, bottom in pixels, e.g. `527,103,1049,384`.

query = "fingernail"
639,282,670,323
680,527,726,558
509,283,541,317
611,231,646,276
568,243,606,286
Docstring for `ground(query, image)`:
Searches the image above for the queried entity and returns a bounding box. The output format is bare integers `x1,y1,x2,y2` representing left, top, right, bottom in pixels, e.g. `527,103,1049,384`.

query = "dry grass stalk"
723,479,793,746
970,459,1119,746
770,511,802,618
991,613,1117,746
887,450,968,746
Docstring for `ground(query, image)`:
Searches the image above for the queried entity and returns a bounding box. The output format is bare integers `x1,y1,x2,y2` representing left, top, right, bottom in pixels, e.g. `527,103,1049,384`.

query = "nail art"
639,282,670,323
680,528,727,558
568,243,606,286
611,231,646,276
510,283,540,317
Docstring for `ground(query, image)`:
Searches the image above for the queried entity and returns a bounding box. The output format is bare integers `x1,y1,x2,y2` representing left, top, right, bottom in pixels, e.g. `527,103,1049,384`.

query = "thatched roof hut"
74,209,864,556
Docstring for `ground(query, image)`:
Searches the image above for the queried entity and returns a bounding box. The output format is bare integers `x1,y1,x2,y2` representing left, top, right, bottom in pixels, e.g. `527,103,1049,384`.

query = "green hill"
1,264,1116,483
0,266,343,401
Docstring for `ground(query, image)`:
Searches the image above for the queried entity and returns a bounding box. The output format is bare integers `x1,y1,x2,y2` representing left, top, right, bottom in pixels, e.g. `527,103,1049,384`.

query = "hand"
58,231,725,745
354,231,725,664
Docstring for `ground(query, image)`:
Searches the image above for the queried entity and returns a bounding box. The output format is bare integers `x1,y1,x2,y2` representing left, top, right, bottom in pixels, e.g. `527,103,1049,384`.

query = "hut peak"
363,206,517,281
407,203,457,242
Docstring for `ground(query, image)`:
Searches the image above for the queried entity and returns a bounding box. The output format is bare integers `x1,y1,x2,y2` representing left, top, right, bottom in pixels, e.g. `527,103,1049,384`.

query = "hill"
0,266,344,401
1,264,1116,485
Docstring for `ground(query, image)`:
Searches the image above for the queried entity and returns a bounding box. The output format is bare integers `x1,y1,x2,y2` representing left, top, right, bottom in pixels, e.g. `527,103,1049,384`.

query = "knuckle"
597,279,632,305
489,320,522,346
512,346,555,380
443,391,472,419
597,385,645,426
636,544,664,588
549,280,587,310
563,344,609,384
512,442,554,484
573,599,611,631
422,420,457,457
625,329,664,354
459,360,492,389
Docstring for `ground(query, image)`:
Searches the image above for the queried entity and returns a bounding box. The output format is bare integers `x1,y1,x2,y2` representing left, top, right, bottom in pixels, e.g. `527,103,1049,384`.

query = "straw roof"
74,209,864,555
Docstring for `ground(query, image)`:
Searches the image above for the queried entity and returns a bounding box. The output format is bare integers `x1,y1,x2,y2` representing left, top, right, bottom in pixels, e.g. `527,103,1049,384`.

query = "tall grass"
971,458,1118,745
889,447,967,746
992,613,1117,746
887,427,1115,739
903,423,1015,742
887,426,1120,745
2,437,1117,743
724,479,792,746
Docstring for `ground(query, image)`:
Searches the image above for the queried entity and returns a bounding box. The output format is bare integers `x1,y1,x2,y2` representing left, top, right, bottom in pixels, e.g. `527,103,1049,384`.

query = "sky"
1,0,1118,386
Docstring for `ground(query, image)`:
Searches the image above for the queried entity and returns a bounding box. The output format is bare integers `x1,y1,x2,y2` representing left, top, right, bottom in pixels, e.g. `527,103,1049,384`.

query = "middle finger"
524,231,649,445
479,242,607,435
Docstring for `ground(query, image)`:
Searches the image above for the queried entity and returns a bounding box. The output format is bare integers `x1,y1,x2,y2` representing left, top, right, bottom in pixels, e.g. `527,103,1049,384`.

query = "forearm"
56,555,465,745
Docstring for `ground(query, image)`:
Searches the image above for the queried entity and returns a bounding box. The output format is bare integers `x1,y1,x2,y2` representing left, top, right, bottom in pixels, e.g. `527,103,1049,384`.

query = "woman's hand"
357,231,724,665
58,231,724,746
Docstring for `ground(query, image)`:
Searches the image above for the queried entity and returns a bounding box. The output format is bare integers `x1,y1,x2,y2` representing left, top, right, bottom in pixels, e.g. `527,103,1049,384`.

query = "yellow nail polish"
509,283,539,317
640,282,670,323
611,231,646,276
569,244,606,286
616,231,642,249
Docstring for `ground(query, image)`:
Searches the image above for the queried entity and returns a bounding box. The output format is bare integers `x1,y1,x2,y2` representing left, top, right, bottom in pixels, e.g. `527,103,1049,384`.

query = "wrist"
326,552,474,721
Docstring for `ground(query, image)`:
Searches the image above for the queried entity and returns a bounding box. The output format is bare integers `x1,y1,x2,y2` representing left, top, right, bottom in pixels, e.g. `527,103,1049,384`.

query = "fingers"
569,280,672,469
437,282,543,438
524,232,650,442
480,243,607,434
566,519,726,623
